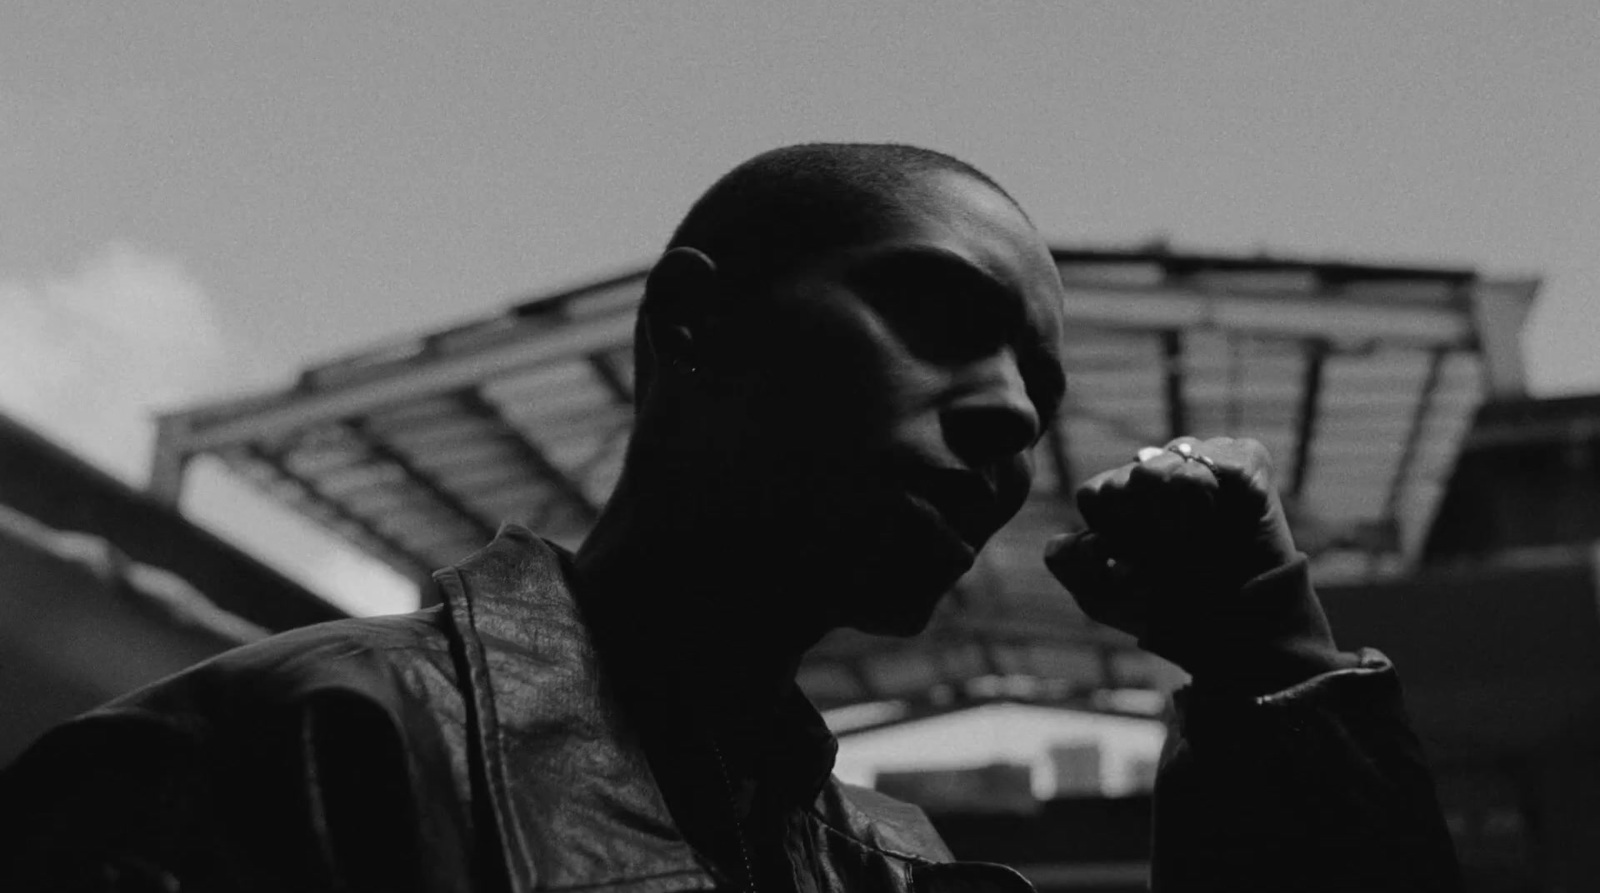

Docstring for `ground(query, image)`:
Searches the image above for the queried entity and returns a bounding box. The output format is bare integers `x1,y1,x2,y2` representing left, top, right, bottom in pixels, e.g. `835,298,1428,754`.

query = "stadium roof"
151,247,1538,714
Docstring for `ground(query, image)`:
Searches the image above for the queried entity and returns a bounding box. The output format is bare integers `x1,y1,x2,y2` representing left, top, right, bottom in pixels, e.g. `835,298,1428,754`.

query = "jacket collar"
434,524,716,893
435,524,938,893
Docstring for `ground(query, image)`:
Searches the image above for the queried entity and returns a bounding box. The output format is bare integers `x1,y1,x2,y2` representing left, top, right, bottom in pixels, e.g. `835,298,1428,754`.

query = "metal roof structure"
151,247,1539,714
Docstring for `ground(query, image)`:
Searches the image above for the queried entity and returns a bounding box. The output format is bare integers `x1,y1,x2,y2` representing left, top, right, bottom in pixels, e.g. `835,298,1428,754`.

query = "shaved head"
634,142,1027,405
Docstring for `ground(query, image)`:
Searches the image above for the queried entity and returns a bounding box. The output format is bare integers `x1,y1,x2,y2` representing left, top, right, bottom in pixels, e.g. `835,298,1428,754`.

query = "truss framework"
151,248,1538,711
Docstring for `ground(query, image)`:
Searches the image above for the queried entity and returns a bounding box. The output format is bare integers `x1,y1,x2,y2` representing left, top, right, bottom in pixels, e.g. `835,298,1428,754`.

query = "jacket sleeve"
0,709,205,892
0,681,428,892
1148,575,1462,893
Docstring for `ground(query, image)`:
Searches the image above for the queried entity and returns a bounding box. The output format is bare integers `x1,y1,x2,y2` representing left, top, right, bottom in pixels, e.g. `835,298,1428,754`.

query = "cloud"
0,243,417,616
0,242,227,482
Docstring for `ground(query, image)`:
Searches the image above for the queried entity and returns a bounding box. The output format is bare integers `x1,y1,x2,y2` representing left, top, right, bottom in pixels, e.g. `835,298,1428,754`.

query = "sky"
3,2,1599,616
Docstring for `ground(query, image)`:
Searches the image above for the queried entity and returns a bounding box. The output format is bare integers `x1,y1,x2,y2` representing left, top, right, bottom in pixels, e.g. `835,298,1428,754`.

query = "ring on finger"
1168,441,1220,473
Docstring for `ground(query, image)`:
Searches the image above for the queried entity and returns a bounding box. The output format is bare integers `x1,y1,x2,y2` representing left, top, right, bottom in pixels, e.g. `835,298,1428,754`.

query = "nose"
940,350,1041,468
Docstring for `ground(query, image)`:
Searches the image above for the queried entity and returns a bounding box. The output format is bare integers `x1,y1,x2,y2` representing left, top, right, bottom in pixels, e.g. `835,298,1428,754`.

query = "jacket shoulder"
1,608,474,891
102,607,456,720
201,607,452,673
12,608,461,784
820,779,955,863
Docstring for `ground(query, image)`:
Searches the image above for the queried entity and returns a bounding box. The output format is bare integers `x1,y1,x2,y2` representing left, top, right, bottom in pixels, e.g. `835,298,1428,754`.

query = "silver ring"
1169,442,1219,472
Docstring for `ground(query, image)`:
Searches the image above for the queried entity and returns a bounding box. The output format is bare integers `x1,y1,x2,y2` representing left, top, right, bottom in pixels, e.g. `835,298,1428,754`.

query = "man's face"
705,170,1067,636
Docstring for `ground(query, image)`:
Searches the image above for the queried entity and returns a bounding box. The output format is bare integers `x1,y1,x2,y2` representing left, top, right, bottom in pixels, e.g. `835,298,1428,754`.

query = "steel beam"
806,616,1126,666
1071,408,1164,447
244,443,431,577
846,660,879,702
1096,644,1121,691
158,280,1478,457
974,636,1008,679
1052,283,1475,347
1161,331,1187,440
1467,278,1539,398
1289,340,1329,499
831,690,1163,738
1226,336,1244,432
574,422,632,480
1057,247,1475,285
342,421,499,543
1044,424,1075,500
162,313,638,454
454,390,601,522
1380,348,1448,556
146,417,193,505
589,351,636,406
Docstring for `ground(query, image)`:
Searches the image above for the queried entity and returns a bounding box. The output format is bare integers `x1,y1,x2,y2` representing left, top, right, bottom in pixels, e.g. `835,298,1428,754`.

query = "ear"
641,247,720,373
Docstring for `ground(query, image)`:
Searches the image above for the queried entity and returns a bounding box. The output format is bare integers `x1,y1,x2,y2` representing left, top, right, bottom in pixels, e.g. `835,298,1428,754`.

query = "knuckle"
1074,483,1096,511
1126,461,1175,494
1171,465,1214,492
1076,469,1113,497
1126,460,1160,484
1075,476,1110,509
1249,442,1275,473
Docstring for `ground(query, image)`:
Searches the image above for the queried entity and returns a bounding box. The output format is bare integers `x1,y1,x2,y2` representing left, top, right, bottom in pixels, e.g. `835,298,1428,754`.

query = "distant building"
0,412,343,763
876,762,1039,815
1048,740,1106,797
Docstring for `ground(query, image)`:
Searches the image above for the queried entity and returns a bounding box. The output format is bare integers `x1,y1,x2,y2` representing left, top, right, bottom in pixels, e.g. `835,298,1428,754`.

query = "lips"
897,465,1002,550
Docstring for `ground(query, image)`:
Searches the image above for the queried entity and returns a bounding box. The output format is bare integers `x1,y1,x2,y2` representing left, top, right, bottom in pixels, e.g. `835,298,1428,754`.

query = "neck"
573,467,828,732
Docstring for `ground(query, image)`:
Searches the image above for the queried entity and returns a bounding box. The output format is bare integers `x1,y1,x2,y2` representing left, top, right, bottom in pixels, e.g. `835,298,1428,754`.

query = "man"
0,144,1459,892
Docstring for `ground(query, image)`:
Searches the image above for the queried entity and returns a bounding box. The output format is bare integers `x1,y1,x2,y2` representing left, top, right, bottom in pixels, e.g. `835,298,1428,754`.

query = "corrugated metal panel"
153,249,1535,711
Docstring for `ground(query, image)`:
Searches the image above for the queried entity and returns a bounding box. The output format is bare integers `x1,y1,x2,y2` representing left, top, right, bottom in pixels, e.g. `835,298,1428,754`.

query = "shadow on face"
637,170,1067,638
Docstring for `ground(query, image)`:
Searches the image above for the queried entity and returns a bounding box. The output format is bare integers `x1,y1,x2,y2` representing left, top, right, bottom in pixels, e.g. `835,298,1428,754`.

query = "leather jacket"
0,527,1029,893
0,525,1458,892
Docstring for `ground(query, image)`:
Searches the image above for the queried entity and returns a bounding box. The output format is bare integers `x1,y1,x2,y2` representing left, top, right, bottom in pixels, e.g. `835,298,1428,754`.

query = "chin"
836,561,966,638
847,607,940,639
803,486,979,637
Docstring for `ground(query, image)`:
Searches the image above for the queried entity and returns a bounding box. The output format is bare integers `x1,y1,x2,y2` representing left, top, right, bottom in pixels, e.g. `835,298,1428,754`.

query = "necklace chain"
709,738,759,893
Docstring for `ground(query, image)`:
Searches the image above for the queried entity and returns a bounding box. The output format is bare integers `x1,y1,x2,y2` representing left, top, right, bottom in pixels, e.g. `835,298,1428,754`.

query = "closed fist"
1043,436,1301,662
